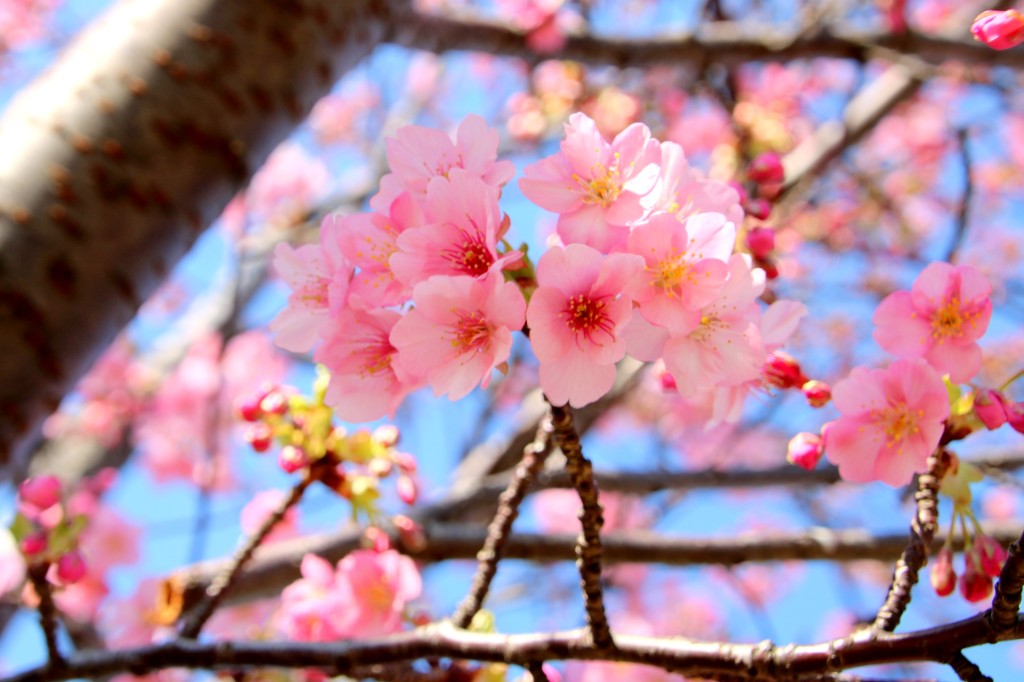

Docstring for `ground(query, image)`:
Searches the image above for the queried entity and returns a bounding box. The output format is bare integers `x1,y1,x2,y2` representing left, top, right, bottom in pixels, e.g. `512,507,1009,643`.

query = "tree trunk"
0,0,391,470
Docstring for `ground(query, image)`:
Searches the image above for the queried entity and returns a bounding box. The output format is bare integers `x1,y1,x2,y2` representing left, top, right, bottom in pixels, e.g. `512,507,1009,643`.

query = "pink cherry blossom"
624,211,736,332
390,271,526,401
269,225,353,353
647,142,745,227
659,255,767,397
316,308,417,422
519,112,661,252
872,262,992,383
337,191,424,309
246,142,330,226
390,170,521,286
331,549,422,637
526,244,644,407
372,113,515,210
824,358,950,487
277,554,350,641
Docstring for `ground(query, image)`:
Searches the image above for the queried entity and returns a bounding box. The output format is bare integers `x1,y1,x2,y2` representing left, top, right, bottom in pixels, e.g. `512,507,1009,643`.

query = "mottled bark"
0,0,389,469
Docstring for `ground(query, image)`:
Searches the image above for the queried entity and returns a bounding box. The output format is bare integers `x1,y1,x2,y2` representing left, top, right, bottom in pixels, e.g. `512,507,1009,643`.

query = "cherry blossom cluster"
790,262,997,487
272,112,808,423
237,373,419,515
10,475,88,586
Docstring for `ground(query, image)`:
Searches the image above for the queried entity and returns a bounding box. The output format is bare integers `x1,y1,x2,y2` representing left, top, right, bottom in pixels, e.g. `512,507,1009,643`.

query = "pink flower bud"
975,534,1008,578
393,451,418,475
235,394,264,422
373,424,400,448
278,445,309,474
393,514,427,552
763,351,806,389
972,10,1024,50
397,475,418,505
259,390,289,417
363,526,391,552
56,550,87,584
746,227,776,260
931,546,956,597
747,152,785,185
802,380,832,408
959,560,993,602
368,457,393,478
974,388,1009,430
18,476,62,512
745,198,772,220
787,432,824,471
1006,401,1024,434
245,423,274,453
20,531,49,558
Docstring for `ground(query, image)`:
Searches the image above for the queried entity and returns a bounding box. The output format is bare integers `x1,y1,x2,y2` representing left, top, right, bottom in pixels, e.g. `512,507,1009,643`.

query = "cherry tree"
3,1,1024,681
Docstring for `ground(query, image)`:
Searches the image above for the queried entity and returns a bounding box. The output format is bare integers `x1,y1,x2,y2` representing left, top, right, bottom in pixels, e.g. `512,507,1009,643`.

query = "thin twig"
26,565,64,669
177,475,312,639
526,661,550,682
945,127,973,264
949,652,994,682
451,417,555,629
549,404,613,650
988,527,1024,633
872,449,950,632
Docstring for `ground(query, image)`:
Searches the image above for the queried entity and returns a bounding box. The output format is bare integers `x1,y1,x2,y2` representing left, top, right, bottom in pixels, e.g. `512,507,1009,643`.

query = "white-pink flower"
332,549,422,637
526,244,644,407
824,358,950,487
390,272,526,401
276,554,350,642
316,308,417,422
519,112,661,253
648,141,745,226
872,262,992,383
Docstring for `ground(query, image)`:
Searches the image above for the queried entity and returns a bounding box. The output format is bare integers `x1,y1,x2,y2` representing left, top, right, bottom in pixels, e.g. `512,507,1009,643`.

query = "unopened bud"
245,423,274,453
363,526,391,552
393,514,427,552
746,227,775,260
959,558,993,602
787,432,824,471
18,476,62,512
747,152,785,185
235,394,264,422
972,10,1024,50
278,445,309,474
259,391,289,417
397,476,418,505
974,388,1009,430
745,198,772,220
802,380,832,408
1006,401,1024,434
20,531,48,558
931,546,956,597
764,351,806,389
56,550,87,584
975,534,1008,578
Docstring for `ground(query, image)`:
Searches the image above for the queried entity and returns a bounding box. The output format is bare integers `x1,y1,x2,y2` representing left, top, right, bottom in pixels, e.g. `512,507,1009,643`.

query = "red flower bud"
393,514,427,552
746,227,776,260
18,476,62,512
931,546,956,597
245,423,274,453
259,391,289,417
20,531,49,558
959,561,993,602
278,445,309,474
235,394,264,422
974,388,1009,430
764,351,806,389
1006,400,1024,434
747,152,785,185
363,526,391,552
972,10,1024,50
745,198,772,220
56,550,88,584
397,475,418,505
975,534,1008,578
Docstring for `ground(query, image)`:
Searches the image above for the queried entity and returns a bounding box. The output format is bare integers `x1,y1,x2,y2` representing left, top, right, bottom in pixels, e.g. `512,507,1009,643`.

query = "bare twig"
872,449,949,632
550,404,612,650
26,565,64,669
989,528,1024,633
946,127,973,264
451,417,556,629
177,475,312,639
949,652,994,682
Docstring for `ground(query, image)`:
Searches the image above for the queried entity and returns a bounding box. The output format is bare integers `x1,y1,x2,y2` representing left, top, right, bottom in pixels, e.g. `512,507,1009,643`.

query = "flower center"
356,332,395,378
366,576,394,611
449,310,491,354
930,297,968,343
441,227,493,277
871,403,923,451
574,155,623,207
561,294,614,344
